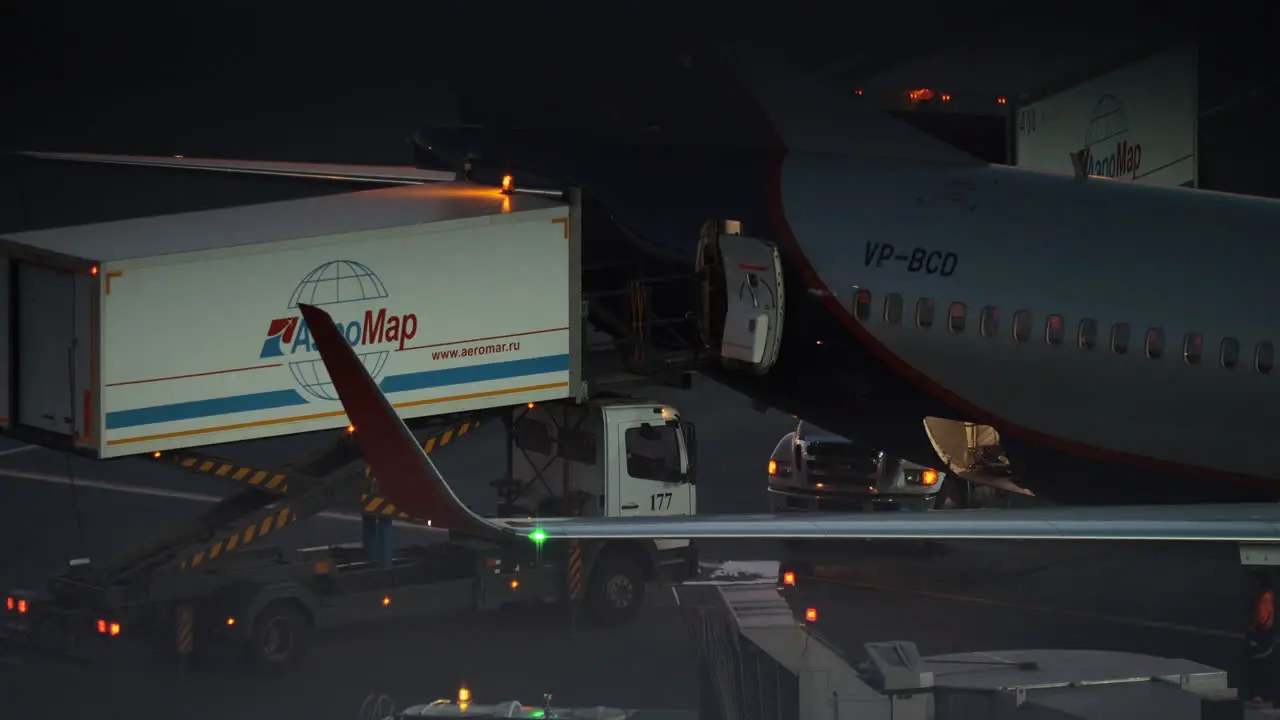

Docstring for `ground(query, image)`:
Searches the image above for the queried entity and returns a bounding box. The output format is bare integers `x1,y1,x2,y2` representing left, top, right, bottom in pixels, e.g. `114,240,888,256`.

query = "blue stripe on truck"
104,353,572,430
105,390,310,430
378,354,571,394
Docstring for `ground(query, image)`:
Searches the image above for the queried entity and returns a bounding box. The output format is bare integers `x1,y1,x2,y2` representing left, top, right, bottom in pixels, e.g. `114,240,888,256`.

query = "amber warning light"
501,174,514,193
782,571,796,587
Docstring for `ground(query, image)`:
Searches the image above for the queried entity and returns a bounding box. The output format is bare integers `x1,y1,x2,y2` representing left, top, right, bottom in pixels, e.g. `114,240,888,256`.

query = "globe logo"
260,260,400,401
1084,94,1129,150
1081,94,1142,179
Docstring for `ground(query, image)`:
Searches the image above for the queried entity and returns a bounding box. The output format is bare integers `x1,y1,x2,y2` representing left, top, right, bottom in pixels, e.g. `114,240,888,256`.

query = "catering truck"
1013,43,1198,188
0,181,717,669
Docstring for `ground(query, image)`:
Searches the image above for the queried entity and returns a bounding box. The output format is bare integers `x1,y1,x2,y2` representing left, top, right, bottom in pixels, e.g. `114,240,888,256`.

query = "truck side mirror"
682,422,697,485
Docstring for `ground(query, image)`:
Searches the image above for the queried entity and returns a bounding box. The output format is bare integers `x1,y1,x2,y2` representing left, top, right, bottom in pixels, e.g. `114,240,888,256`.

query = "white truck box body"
0,182,583,458
1015,44,1198,188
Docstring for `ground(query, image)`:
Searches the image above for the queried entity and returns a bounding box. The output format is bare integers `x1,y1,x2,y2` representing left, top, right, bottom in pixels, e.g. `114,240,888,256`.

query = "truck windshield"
625,425,682,482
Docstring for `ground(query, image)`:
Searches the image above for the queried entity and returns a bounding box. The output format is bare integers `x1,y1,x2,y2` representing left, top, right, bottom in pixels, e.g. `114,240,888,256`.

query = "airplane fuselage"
412,59,1280,505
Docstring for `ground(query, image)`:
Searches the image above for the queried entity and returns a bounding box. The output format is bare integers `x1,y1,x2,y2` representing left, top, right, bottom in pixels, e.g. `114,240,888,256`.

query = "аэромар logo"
259,260,418,401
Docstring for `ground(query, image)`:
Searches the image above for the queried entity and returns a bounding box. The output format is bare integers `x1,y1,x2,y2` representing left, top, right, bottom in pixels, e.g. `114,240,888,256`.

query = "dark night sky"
0,1,1273,206
0,1,1213,151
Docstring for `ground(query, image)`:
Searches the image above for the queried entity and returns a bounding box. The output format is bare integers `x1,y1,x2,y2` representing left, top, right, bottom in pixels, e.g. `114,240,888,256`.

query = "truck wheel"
246,600,309,671
585,553,647,626
939,478,970,509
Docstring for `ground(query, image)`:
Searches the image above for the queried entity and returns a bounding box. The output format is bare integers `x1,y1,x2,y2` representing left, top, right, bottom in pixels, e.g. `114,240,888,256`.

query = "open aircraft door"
697,220,786,375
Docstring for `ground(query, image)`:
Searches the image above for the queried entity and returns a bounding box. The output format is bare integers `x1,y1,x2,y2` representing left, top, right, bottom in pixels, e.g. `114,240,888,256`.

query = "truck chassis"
2,405,697,671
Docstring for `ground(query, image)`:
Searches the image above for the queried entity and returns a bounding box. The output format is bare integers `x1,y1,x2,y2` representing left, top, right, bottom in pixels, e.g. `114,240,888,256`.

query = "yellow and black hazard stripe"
421,416,483,453
360,493,413,520
567,539,584,601
151,450,292,494
176,605,194,655
180,505,298,570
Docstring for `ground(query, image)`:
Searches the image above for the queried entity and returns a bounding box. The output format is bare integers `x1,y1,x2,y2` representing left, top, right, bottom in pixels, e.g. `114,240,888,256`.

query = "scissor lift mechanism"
1,410,610,669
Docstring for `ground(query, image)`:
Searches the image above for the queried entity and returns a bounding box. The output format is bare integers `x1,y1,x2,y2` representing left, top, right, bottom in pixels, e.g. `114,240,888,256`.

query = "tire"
585,552,647,626
938,478,970,509
246,600,310,671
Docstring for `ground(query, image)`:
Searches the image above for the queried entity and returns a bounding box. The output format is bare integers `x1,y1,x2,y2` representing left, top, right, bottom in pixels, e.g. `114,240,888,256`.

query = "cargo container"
1014,43,1198,188
0,182,583,458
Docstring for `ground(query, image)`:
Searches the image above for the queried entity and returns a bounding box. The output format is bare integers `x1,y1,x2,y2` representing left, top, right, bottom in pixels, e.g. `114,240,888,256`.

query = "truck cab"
493,395,697,559
767,421,945,512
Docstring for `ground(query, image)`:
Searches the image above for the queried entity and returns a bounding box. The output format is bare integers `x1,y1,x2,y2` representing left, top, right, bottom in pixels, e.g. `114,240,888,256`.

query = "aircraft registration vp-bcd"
13,47,1280,508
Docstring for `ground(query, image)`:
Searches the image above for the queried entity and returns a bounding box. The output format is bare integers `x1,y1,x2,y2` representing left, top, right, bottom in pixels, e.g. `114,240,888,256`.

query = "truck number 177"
650,492,673,511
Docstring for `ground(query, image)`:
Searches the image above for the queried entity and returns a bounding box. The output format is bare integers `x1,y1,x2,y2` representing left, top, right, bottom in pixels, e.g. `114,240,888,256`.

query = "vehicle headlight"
904,468,940,486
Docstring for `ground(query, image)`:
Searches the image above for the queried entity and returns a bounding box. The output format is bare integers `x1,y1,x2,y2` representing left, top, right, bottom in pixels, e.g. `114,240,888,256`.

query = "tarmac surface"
0,394,1257,719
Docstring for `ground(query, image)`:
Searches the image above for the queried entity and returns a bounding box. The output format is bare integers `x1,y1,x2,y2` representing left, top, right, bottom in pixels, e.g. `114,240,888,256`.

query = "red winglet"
298,303,506,539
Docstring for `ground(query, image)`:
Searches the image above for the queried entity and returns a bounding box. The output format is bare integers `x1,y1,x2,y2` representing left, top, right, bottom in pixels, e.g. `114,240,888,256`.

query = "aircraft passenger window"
1045,315,1064,347
853,289,872,322
948,303,966,333
1145,328,1165,359
1182,332,1203,365
1110,322,1131,355
883,293,903,325
1221,337,1240,369
979,306,999,338
624,423,682,482
1256,342,1275,375
1012,311,1031,343
1078,318,1097,351
916,298,935,329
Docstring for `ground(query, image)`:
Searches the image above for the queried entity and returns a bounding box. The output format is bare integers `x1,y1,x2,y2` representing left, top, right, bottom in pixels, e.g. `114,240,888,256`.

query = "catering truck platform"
0,181,718,669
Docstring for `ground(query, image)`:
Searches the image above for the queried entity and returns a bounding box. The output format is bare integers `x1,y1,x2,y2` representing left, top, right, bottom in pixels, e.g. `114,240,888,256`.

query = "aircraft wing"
495,504,1280,542
17,151,454,185
299,302,1280,544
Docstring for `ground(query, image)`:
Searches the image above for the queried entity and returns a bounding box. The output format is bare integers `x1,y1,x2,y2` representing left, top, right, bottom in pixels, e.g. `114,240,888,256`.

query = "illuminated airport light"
782,571,796,586
382,595,391,607
501,175,514,193
510,579,520,590
529,529,547,544
804,607,818,623
458,686,471,703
